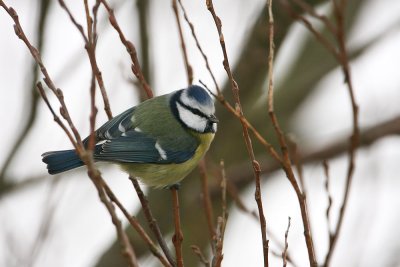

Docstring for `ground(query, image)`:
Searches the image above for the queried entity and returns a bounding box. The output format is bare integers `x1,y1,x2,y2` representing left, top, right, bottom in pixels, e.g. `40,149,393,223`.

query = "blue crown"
187,85,212,105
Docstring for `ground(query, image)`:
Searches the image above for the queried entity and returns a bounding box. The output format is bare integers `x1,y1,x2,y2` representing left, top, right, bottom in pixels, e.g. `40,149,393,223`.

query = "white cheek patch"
177,102,207,132
180,90,215,116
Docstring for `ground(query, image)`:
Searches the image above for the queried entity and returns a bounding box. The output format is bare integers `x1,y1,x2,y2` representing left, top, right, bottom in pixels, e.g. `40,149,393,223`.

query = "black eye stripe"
177,99,209,119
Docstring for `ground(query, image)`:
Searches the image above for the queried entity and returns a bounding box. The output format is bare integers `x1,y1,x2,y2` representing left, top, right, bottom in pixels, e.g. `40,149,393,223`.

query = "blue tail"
42,149,84,174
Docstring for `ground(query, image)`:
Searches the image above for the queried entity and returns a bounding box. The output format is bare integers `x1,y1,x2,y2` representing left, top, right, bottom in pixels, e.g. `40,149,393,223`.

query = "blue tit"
42,85,218,188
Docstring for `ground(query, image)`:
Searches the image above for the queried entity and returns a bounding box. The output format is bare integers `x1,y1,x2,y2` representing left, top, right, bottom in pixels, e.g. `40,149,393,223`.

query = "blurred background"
1,0,400,266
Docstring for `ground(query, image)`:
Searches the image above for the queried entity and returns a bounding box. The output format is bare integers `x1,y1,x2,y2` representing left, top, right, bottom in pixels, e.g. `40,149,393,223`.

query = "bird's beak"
209,114,219,123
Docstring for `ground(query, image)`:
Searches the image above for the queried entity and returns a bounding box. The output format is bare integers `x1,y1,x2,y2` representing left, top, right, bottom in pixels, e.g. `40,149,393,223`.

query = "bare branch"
281,0,340,61
322,161,333,238
101,181,171,267
324,2,360,265
266,0,317,264
212,160,229,267
129,177,176,267
172,0,193,85
205,1,269,265
171,187,184,267
58,0,113,120
282,217,291,267
99,0,153,98
178,0,220,95
0,0,50,182
0,3,138,266
198,159,217,254
191,245,210,267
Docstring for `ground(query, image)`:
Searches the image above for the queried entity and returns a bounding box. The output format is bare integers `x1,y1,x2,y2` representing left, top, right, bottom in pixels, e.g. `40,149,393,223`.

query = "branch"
85,162,138,267
102,181,171,267
212,160,229,267
324,1,360,265
205,1,270,265
99,0,153,98
322,161,333,239
0,3,138,266
0,0,50,182
198,160,217,253
224,115,400,187
266,0,316,265
136,0,152,100
129,177,176,267
282,217,291,267
172,0,193,86
178,0,220,94
0,1,83,149
191,245,210,267
171,187,184,267
58,0,113,120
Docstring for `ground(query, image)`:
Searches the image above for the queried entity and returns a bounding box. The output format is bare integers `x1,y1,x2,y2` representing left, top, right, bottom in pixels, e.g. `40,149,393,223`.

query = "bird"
42,85,218,188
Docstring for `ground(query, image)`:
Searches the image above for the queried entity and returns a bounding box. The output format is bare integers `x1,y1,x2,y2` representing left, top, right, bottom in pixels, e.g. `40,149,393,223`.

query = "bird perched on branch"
42,85,218,188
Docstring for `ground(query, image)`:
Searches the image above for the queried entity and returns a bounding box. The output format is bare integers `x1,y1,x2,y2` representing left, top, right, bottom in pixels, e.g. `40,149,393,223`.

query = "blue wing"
83,105,197,164
93,130,196,164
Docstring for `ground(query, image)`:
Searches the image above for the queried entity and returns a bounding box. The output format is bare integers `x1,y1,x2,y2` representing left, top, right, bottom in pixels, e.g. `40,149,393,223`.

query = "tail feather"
42,149,84,174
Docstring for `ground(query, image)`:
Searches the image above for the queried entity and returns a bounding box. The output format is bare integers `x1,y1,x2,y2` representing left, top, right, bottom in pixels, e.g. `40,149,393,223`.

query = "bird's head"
171,85,218,133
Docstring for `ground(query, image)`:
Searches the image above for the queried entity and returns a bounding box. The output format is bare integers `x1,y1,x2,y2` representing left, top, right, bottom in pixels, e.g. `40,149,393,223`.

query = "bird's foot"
167,183,181,190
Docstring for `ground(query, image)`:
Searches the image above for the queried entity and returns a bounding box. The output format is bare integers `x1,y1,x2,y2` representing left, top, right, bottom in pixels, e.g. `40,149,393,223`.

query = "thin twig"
215,115,400,192
0,4,138,266
171,187,184,267
172,0,193,85
102,181,171,267
291,0,337,34
28,178,61,266
200,81,282,164
205,1,269,265
324,1,360,266
266,0,316,265
281,0,340,62
85,162,138,267
282,217,291,267
191,245,211,267
129,177,176,267
0,2,83,149
287,136,305,192
136,0,151,100
178,0,221,95
226,180,258,220
271,250,299,267
57,0,88,42
99,0,153,98
221,171,299,267
198,159,217,254
79,7,137,264
212,217,224,267
0,0,50,182
180,3,281,164
41,85,138,266
36,82,76,147
58,0,113,120
212,160,228,267
219,160,228,225
322,161,333,237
